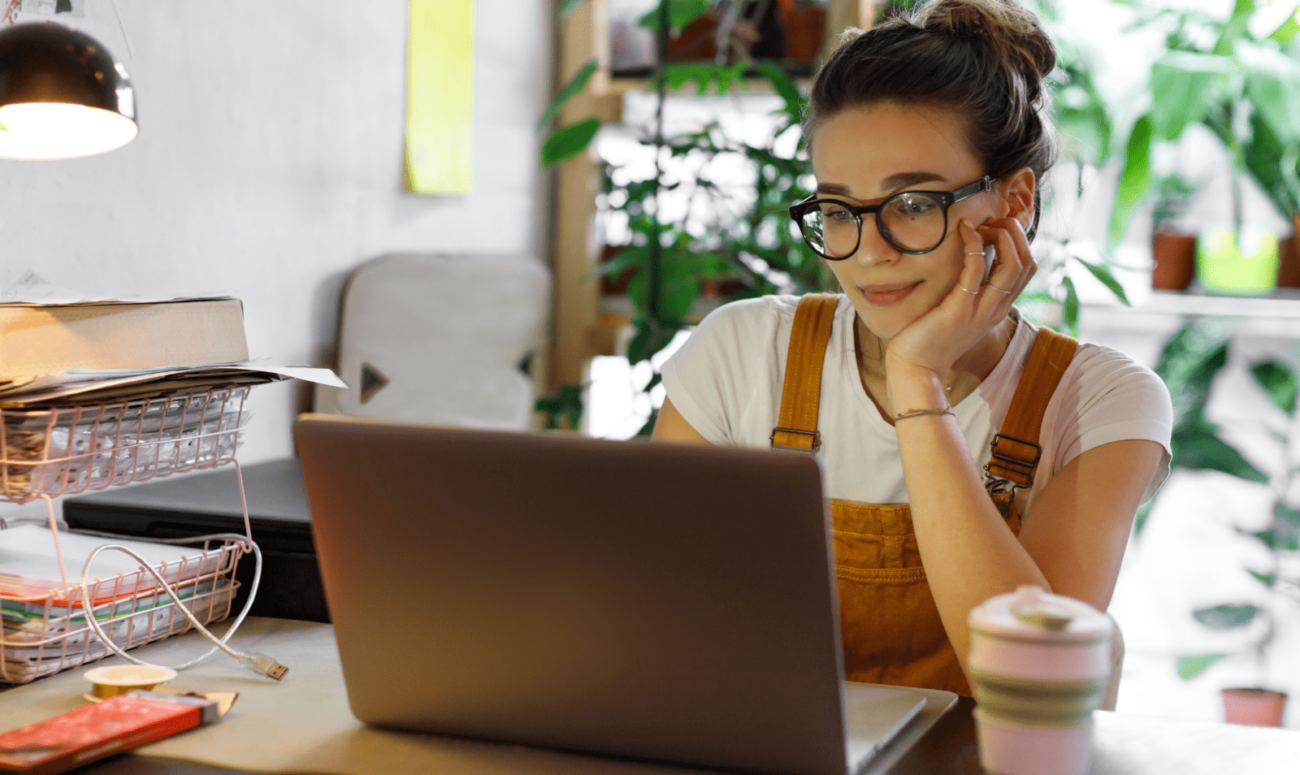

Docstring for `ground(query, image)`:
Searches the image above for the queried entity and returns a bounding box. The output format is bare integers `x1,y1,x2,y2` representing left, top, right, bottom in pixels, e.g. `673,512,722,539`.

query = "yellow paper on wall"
405,0,474,194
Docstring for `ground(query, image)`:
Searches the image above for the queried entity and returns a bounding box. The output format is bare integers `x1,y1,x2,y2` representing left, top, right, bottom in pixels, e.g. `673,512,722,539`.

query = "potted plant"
1150,174,1197,291
1144,319,1298,726
537,0,833,434
1107,0,1300,295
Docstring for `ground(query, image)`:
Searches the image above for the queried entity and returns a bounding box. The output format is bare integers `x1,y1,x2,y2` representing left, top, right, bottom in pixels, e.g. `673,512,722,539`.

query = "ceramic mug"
968,585,1114,775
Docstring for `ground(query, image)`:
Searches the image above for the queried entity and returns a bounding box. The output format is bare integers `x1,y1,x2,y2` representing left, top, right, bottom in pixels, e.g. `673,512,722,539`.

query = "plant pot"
1277,214,1300,288
780,6,827,63
666,12,720,63
1195,227,1279,295
1222,688,1287,727
1151,231,1196,291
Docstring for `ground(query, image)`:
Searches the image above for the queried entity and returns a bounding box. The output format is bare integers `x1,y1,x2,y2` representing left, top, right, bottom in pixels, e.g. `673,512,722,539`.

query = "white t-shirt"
661,295,1173,517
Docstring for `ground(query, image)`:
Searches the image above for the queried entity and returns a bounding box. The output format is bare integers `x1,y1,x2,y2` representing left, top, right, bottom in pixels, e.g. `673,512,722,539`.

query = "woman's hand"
883,217,1037,408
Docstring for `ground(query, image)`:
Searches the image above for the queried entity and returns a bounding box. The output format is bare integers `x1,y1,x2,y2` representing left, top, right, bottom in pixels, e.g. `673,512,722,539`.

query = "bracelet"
894,407,954,422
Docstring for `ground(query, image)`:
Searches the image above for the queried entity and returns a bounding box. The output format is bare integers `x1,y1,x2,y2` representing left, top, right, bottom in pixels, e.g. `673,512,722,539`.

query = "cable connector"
237,651,289,681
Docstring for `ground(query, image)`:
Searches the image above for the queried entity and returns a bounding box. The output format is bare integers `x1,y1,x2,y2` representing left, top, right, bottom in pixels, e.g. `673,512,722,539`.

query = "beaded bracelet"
894,407,954,422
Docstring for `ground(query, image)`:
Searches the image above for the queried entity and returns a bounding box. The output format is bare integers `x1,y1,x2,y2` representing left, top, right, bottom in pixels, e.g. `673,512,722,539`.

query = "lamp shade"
0,23,137,160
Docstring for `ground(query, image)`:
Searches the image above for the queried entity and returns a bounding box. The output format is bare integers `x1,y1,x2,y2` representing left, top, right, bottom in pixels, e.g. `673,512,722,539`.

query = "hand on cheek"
882,218,1036,407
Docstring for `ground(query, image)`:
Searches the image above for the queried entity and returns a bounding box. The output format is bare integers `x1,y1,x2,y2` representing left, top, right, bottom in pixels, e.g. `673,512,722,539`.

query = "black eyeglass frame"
788,176,996,259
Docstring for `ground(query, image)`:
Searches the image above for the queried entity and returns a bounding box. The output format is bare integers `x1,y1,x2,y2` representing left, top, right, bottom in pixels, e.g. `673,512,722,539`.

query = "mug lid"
969,585,1113,643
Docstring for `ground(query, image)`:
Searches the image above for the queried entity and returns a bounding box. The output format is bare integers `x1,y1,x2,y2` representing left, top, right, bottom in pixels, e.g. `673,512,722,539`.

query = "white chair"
314,253,550,430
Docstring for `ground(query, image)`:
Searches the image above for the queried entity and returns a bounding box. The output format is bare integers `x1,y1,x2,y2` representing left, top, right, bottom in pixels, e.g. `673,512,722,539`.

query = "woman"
652,0,1172,697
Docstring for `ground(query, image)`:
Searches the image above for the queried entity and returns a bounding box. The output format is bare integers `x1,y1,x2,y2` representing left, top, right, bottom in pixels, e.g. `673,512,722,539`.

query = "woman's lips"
859,282,919,306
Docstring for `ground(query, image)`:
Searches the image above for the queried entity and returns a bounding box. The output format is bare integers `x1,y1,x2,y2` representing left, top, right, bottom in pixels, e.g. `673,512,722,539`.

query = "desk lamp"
0,22,136,160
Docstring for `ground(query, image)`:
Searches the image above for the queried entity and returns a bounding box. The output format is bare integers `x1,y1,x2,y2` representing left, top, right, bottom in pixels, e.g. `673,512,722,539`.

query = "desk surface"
2,618,1298,774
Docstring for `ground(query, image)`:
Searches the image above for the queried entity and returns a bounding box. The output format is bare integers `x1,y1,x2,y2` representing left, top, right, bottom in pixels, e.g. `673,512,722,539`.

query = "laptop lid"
294,414,851,775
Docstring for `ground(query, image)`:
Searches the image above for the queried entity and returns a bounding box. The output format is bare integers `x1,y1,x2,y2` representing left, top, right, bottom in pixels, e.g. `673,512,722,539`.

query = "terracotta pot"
666,12,720,62
1151,231,1196,291
1222,688,1287,727
1277,213,1300,288
781,6,827,63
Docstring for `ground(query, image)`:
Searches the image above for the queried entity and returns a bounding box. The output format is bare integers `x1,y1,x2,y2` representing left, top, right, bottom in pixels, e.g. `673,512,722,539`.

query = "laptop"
293,414,935,775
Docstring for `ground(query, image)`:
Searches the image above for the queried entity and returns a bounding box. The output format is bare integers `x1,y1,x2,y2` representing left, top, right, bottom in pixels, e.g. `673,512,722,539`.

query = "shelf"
1089,290,1300,319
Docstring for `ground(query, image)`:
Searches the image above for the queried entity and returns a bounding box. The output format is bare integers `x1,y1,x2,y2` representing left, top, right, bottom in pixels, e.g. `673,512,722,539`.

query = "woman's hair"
805,0,1059,240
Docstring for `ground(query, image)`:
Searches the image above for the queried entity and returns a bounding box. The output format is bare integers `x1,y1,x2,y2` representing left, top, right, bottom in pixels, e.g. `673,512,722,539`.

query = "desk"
2,618,1297,774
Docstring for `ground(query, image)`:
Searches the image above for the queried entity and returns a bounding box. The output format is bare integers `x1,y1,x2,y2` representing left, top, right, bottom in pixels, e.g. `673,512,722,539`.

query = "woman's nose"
851,218,899,267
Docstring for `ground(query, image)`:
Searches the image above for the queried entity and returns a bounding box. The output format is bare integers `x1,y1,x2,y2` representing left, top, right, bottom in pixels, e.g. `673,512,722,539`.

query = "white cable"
76,535,285,679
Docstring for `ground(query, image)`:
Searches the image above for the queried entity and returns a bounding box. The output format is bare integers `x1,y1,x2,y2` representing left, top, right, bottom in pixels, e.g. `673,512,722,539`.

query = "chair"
314,253,550,429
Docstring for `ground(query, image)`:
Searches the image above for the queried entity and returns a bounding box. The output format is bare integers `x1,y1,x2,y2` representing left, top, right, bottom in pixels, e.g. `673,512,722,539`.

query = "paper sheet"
405,0,474,194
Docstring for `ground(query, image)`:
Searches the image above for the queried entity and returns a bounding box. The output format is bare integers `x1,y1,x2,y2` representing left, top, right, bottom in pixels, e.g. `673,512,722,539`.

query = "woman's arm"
892,382,1163,681
885,215,1165,682
651,398,711,444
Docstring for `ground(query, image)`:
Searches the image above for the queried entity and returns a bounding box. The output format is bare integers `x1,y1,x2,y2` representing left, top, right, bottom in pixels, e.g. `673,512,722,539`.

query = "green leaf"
1154,321,1229,430
541,117,601,166
1250,360,1299,415
1133,498,1155,538
1073,258,1130,305
1177,653,1227,680
1149,52,1230,142
559,0,589,21
1108,116,1153,250
758,62,805,127
1239,527,1300,551
1267,10,1300,45
1241,110,1300,218
637,0,712,36
534,383,585,430
1173,423,1269,482
1061,276,1080,337
1192,603,1261,630
1239,43,1300,148
585,244,649,282
537,58,598,133
1214,0,1255,54
1249,569,1278,587
1275,501,1300,528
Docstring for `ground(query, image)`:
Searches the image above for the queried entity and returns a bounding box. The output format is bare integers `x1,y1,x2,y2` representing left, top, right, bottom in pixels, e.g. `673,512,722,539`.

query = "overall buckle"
984,433,1041,489
770,427,821,452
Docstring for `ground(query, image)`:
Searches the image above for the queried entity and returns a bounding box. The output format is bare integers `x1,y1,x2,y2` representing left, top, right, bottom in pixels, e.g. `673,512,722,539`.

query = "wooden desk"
3,619,1297,774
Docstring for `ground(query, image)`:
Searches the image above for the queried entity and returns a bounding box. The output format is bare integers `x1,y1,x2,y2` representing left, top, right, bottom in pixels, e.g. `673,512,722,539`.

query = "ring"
987,285,1013,294
957,285,979,295
965,251,987,256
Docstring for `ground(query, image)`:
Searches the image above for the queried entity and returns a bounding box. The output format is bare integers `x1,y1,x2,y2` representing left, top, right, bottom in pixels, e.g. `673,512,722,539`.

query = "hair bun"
912,0,1056,84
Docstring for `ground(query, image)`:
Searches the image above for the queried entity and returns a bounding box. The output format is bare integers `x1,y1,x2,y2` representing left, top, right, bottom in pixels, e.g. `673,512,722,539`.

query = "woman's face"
809,102,1005,341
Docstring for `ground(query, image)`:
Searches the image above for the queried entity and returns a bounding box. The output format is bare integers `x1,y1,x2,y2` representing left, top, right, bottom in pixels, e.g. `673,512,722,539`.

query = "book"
0,298,248,379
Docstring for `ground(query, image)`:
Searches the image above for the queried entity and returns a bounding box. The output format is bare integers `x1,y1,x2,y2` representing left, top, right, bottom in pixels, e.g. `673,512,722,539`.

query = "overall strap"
771,294,841,453
984,326,1080,491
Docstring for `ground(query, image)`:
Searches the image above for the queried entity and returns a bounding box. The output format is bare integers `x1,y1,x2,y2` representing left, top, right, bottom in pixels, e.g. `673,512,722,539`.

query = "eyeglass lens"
800,193,947,257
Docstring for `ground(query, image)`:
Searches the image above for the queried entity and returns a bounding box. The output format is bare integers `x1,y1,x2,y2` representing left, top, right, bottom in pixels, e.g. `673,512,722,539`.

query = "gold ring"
965,251,987,256
957,285,979,295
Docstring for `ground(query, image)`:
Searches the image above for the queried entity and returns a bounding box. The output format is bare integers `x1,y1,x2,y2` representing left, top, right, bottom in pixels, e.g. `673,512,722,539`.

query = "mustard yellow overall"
770,294,1079,696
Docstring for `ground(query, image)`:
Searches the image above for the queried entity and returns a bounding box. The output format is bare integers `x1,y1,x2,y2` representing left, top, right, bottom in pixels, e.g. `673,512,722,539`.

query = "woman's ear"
998,167,1037,229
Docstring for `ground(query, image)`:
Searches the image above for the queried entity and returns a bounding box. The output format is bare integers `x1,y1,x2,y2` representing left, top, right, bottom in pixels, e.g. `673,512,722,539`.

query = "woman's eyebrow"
881,171,948,189
816,172,950,198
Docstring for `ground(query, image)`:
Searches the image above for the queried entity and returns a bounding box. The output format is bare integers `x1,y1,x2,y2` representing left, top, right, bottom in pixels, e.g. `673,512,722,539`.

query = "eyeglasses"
788,176,995,259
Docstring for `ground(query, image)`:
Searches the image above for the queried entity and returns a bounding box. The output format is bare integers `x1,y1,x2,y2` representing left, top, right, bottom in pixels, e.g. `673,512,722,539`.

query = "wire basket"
0,535,243,684
0,384,256,683
0,386,250,503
